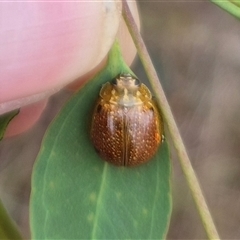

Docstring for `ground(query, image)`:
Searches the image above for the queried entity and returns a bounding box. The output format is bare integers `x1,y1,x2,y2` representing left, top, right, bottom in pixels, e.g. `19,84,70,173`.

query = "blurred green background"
1,2,240,239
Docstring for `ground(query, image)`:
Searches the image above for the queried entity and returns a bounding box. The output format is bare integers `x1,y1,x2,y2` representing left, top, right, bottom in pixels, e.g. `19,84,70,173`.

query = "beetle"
90,73,164,167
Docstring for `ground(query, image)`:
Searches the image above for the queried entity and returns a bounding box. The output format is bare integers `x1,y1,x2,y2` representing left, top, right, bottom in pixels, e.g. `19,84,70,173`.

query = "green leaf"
211,0,240,19
0,109,19,141
30,41,172,239
0,200,23,240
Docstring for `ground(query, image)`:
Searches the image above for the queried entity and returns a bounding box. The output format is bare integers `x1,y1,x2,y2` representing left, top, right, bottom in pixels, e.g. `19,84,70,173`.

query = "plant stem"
122,1,220,239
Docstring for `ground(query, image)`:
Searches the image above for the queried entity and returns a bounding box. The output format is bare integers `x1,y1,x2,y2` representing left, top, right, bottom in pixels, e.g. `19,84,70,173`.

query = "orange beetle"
91,73,164,167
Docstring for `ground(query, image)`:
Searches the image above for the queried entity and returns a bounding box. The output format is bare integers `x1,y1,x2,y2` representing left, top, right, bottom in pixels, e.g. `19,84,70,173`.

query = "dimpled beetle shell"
90,73,163,167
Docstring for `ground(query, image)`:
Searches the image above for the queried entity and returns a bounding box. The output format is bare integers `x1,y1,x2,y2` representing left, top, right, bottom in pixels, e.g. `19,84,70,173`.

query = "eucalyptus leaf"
211,0,240,19
0,200,23,240
0,109,19,141
30,42,172,239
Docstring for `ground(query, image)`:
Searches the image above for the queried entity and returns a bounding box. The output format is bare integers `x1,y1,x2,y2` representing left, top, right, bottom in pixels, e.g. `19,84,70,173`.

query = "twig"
122,1,220,239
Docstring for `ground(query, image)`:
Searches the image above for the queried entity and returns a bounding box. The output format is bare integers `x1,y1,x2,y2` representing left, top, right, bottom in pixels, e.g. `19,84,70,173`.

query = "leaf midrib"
91,163,108,238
